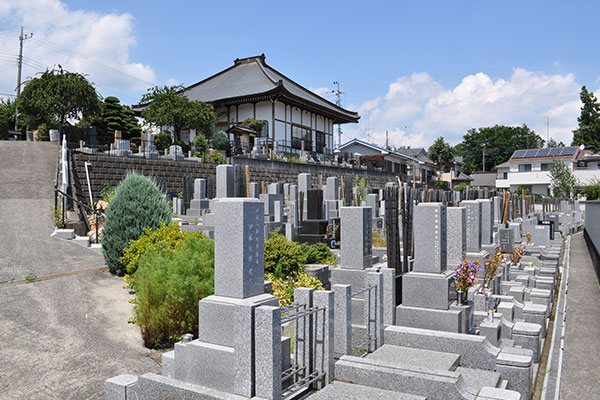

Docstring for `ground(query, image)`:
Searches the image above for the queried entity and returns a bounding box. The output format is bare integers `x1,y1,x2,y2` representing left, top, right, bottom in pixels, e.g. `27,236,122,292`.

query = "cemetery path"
0,142,160,399
560,232,600,398
0,141,104,282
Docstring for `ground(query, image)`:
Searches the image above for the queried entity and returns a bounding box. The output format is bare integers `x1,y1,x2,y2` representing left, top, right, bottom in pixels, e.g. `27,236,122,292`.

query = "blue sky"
1,1,598,148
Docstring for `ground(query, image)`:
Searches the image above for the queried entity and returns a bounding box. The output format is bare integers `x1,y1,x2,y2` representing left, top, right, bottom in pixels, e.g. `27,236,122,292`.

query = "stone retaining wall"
71,152,400,206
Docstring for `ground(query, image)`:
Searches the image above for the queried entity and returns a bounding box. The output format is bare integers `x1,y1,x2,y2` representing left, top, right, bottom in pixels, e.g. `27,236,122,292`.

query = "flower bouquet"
453,259,481,304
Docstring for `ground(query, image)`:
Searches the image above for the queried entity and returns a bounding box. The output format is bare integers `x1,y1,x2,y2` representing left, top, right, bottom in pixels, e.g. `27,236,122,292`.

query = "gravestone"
498,227,514,253
249,182,260,199
340,206,372,269
384,183,401,274
396,202,472,333
182,176,195,211
216,165,234,198
297,189,330,245
478,199,494,246
88,126,98,148
446,207,466,268
187,178,210,217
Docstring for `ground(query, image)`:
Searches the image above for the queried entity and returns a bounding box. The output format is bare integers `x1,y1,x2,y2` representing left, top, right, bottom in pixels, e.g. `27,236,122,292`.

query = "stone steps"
309,381,424,400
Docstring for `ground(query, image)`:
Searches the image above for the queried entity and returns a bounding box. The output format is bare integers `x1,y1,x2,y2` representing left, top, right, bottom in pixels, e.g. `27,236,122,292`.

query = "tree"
140,85,217,142
572,86,600,153
18,67,100,128
428,137,454,167
212,130,229,151
454,125,544,174
0,103,8,139
549,159,578,198
546,138,565,148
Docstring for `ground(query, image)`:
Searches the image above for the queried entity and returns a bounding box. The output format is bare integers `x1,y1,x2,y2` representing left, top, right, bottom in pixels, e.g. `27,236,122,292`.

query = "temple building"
180,54,359,155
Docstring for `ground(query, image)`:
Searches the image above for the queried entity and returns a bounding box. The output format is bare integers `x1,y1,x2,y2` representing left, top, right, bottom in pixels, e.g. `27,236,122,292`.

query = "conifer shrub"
133,235,214,348
301,242,336,264
264,230,306,279
102,171,171,275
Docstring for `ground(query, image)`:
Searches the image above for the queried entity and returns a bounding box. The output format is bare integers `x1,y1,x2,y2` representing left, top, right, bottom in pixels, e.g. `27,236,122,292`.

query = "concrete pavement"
0,141,159,399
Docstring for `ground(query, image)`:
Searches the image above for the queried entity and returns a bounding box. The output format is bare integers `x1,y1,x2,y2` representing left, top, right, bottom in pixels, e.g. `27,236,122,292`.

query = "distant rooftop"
509,146,579,161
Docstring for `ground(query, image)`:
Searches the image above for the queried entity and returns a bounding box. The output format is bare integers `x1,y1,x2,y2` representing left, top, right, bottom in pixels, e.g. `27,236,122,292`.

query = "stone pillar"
214,198,264,298
446,207,466,268
478,199,494,245
294,287,314,376
254,306,282,399
340,207,372,269
332,285,351,356
366,271,384,351
216,164,234,198
325,176,339,200
313,290,334,388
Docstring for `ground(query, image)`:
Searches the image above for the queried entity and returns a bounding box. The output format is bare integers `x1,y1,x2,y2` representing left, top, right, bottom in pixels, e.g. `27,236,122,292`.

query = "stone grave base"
395,305,463,333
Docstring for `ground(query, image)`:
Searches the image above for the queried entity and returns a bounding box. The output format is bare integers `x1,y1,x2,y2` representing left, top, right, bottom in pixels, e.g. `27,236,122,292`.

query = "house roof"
495,161,510,169
337,138,419,163
509,146,579,161
454,172,473,182
181,54,359,124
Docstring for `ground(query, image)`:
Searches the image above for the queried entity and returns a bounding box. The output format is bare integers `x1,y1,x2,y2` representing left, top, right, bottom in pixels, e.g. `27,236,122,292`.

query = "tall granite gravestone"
233,165,247,198
166,199,280,396
88,126,98,148
297,189,330,245
216,165,234,198
186,178,209,217
396,203,473,334
498,226,514,253
446,207,467,269
182,176,195,211
460,200,490,265
298,173,311,220
478,199,497,256
324,177,340,220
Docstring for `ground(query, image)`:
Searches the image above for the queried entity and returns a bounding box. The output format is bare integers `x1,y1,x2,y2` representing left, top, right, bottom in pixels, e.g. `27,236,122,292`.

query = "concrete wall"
71,152,398,206
584,200,600,283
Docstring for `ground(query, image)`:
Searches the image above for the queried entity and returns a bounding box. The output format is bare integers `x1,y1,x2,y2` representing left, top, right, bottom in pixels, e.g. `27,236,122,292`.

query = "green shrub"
433,179,448,190
134,235,214,348
0,104,8,140
372,229,387,248
212,130,229,151
154,132,172,150
37,123,49,141
455,183,467,191
53,205,65,228
122,222,204,279
102,171,171,275
100,182,115,203
192,134,209,156
301,242,336,264
264,230,306,279
266,270,324,306
205,149,225,164
583,178,600,200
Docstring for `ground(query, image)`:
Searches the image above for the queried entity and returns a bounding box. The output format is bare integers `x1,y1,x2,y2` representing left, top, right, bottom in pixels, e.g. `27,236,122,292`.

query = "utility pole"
385,130,389,149
332,81,343,147
15,26,33,131
482,143,486,172
545,115,550,145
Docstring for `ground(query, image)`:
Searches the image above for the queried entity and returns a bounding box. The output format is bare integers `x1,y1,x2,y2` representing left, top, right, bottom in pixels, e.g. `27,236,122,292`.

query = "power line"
31,36,155,87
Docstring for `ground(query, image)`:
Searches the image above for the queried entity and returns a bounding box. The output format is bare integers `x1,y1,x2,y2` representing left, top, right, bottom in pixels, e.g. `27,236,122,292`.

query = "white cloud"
345,68,582,150
0,0,156,105
310,86,335,99
166,77,179,87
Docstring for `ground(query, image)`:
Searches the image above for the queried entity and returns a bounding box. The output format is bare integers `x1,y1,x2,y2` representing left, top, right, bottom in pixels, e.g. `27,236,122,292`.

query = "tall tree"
549,159,578,198
428,137,454,167
546,138,565,148
139,85,216,142
572,86,600,153
454,124,544,174
18,67,100,128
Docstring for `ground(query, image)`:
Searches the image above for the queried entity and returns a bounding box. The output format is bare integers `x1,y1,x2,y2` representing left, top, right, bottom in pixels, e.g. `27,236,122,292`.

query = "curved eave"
213,86,359,125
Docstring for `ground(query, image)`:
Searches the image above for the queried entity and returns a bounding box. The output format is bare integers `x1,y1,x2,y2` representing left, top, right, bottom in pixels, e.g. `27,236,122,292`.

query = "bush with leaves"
549,159,578,198
267,270,324,306
582,178,600,200
301,242,336,264
264,230,306,278
154,132,172,151
213,130,229,151
102,172,171,275
122,222,204,280
455,183,467,191
192,134,209,157
205,149,225,164
133,235,214,348
36,123,49,141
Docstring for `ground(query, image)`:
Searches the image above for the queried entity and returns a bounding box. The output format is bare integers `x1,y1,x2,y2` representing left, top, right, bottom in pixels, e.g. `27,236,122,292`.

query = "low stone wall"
584,200,600,283
70,152,399,206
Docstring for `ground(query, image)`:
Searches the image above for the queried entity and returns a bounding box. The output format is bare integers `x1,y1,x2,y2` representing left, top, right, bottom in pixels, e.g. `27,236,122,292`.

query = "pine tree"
572,86,600,153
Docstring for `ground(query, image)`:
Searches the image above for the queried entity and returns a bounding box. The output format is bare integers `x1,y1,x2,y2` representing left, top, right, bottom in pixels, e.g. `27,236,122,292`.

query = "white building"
182,54,359,155
494,146,600,195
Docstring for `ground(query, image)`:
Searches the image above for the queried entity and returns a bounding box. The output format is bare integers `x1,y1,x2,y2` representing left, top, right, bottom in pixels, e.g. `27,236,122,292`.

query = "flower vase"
457,290,467,305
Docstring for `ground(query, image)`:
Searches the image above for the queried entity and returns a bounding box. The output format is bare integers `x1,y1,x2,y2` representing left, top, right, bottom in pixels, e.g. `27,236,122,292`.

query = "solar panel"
512,150,526,159
549,148,562,156
537,148,551,157
524,149,539,157
560,146,576,156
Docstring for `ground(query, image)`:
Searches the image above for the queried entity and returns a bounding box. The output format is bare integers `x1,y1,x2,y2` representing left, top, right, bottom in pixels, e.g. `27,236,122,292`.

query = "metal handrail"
54,187,102,244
